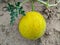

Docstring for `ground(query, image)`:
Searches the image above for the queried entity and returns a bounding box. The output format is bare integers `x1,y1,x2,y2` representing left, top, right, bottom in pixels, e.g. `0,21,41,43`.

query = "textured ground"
0,0,60,45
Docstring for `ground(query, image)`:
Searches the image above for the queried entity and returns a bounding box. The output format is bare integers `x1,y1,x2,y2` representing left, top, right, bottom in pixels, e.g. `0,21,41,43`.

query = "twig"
38,0,60,8
20,0,29,6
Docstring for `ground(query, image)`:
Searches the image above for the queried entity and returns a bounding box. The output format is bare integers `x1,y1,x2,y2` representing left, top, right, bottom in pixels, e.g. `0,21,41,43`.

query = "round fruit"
18,11,46,40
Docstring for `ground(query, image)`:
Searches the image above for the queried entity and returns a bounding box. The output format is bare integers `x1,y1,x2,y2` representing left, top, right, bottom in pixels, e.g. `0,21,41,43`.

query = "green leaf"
19,7,25,15
10,12,14,16
15,2,21,6
21,10,25,16
20,7,23,9
7,3,15,12
11,16,15,20
10,16,15,25
14,12,18,17
6,2,25,25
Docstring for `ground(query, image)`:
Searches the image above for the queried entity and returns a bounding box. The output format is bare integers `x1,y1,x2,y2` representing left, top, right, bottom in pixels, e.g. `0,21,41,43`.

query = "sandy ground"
0,0,60,45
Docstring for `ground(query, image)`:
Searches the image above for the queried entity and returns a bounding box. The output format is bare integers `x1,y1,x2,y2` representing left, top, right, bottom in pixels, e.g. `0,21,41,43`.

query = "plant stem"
31,0,35,11
20,0,29,6
38,0,60,8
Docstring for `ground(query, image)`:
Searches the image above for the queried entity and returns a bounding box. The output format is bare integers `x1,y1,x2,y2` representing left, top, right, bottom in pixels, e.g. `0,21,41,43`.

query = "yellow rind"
18,11,46,40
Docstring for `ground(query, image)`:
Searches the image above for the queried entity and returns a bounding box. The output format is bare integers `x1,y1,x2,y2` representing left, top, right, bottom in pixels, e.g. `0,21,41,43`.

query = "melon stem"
31,0,35,11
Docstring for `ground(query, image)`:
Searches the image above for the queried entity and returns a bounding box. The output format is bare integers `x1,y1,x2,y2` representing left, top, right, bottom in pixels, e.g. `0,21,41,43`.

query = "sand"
0,0,60,45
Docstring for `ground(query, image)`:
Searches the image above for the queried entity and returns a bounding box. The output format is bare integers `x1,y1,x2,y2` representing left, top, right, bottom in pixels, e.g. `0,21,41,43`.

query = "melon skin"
19,11,46,40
